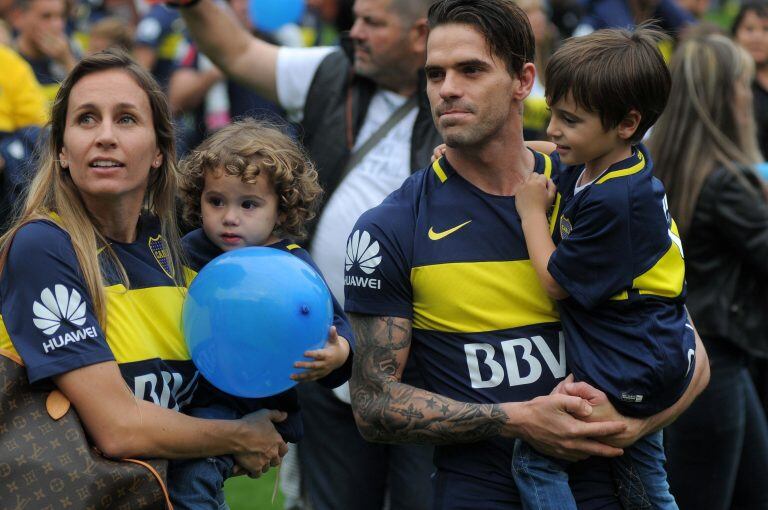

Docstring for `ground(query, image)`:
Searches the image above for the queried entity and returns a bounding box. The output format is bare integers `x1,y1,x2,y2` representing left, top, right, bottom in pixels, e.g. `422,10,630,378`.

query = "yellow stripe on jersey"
411,261,558,333
0,322,17,357
432,159,448,183
633,241,685,298
596,151,645,184
542,152,552,179
158,32,184,60
549,192,562,235
609,220,685,300
286,244,301,251
536,152,561,235
104,284,189,363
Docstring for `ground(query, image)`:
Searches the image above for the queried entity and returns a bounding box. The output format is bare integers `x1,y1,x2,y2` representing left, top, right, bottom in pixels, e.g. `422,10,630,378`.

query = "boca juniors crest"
148,235,175,279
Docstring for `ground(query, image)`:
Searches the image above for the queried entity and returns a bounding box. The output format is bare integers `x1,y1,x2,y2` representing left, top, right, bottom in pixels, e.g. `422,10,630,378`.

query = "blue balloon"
249,0,305,33
183,247,332,398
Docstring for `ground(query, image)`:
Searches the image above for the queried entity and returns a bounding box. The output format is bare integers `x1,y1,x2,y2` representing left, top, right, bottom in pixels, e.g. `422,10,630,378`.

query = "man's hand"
232,409,288,478
515,172,556,221
34,31,76,70
563,380,647,448
501,394,627,462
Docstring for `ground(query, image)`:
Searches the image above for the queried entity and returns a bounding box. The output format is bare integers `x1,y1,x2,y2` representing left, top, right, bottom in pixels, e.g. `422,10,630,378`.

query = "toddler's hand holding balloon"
291,326,350,382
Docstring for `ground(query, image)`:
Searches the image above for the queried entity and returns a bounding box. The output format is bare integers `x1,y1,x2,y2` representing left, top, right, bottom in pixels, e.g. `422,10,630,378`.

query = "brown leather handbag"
0,348,173,510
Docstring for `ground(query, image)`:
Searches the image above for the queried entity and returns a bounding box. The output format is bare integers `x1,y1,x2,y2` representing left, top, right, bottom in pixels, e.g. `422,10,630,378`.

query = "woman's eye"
78,113,95,125
118,115,136,124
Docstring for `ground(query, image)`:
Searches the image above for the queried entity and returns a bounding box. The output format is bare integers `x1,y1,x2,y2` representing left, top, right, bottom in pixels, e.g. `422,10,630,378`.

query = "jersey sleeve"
344,196,414,320
548,186,634,309
0,222,113,383
288,246,353,389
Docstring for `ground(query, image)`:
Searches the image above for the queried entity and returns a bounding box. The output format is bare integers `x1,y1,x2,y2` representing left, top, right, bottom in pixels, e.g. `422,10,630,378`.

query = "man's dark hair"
732,0,768,35
545,25,671,143
427,0,535,77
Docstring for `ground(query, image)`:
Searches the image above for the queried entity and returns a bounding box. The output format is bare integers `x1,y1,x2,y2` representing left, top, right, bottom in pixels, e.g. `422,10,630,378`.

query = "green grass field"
224,469,286,509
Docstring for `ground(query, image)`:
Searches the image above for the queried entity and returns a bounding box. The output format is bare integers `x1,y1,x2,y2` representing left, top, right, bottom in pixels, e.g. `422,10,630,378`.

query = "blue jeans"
665,337,768,509
167,405,237,510
512,431,677,510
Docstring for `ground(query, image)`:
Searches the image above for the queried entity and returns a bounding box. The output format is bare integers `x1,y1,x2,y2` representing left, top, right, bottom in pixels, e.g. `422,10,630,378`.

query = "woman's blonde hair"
648,33,762,235
0,49,184,327
178,118,323,240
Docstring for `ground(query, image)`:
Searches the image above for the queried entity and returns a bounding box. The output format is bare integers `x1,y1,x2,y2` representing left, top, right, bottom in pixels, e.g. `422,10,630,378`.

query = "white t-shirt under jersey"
277,47,418,306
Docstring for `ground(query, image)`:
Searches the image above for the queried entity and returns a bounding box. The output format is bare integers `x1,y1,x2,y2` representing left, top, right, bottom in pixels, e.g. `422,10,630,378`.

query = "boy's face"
201,169,281,252
546,95,630,172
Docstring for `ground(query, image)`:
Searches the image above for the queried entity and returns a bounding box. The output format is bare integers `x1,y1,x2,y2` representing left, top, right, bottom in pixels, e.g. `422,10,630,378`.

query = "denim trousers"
665,337,768,510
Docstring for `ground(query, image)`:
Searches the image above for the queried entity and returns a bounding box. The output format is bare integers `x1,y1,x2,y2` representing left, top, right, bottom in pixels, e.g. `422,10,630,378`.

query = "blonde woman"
648,34,768,509
0,50,287,479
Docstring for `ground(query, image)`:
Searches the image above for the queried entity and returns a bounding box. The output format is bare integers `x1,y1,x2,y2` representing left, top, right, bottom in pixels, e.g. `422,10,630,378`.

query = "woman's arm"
54,361,288,472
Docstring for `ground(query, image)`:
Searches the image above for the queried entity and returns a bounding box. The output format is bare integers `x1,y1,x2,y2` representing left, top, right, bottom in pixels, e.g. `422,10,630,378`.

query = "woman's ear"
59,147,69,168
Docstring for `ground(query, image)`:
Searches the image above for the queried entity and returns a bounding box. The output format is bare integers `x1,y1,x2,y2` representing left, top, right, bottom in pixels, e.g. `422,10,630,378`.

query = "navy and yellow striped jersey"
345,152,564,406
0,216,198,411
343,153,629,498
550,144,695,417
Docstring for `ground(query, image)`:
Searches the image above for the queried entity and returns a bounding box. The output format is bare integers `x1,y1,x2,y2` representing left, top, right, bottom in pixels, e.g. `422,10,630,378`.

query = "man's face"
425,23,520,148
17,0,66,43
348,0,419,84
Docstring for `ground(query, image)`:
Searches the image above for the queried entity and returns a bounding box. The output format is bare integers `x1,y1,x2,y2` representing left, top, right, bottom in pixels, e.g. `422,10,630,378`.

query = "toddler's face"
201,169,281,252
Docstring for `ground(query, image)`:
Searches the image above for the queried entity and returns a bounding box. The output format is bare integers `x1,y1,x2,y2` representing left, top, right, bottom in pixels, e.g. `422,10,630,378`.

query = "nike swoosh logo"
428,220,472,241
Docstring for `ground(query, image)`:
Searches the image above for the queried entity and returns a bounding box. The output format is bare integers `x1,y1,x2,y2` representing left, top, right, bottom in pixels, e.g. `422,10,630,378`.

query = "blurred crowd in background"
2,0,768,508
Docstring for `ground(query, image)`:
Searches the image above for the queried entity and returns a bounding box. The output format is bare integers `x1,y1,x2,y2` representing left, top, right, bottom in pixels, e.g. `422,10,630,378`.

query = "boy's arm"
516,173,569,300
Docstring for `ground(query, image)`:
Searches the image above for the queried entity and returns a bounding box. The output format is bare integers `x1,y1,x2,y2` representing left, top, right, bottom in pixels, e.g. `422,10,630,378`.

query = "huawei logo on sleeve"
345,230,382,275
32,285,86,335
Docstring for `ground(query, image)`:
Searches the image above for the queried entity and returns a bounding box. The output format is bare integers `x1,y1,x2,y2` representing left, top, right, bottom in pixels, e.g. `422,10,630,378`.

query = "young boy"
513,27,696,509
168,119,354,510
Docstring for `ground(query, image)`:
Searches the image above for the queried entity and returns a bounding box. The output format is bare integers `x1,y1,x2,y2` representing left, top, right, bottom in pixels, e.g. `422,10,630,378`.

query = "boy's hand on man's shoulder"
515,172,556,221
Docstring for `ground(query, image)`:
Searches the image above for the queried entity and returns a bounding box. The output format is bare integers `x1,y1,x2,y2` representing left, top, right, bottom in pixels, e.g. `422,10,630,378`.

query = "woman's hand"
232,409,289,478
291,326,350,382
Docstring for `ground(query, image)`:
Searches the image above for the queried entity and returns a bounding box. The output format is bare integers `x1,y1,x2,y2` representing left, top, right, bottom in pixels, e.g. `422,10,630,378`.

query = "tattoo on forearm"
348,314,508,444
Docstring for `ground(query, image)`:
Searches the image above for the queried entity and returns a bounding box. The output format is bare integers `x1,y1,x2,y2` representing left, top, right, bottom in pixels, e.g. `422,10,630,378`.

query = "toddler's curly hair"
178,119,323,240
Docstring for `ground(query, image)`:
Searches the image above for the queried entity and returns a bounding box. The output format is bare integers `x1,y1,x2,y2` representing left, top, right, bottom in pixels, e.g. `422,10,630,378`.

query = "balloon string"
272,465,281,504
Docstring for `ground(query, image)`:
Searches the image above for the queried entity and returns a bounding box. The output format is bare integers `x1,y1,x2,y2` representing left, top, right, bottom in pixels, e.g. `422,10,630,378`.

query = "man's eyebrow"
455,58,491,68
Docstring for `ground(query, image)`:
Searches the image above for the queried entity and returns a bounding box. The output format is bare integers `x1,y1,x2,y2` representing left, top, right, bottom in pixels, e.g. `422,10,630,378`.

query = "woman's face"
735,10,768,66
60,69,161,209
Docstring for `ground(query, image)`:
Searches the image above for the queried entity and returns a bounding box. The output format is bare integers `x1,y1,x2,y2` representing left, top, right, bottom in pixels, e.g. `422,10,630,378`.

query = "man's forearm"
179,0,279,101
180,0,250,71
352,377,508,444
349,313,508,444
645,330,709,433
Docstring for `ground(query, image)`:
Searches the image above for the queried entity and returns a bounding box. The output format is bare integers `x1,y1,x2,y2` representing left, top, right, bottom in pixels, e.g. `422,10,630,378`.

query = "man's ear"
411,18,429,54
511,62,536,101
618,109,642,140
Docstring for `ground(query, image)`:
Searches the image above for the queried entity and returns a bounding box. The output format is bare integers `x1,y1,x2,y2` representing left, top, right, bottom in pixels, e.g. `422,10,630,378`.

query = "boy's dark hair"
732,0,768,35
427,0,535,77
545,26,671,143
